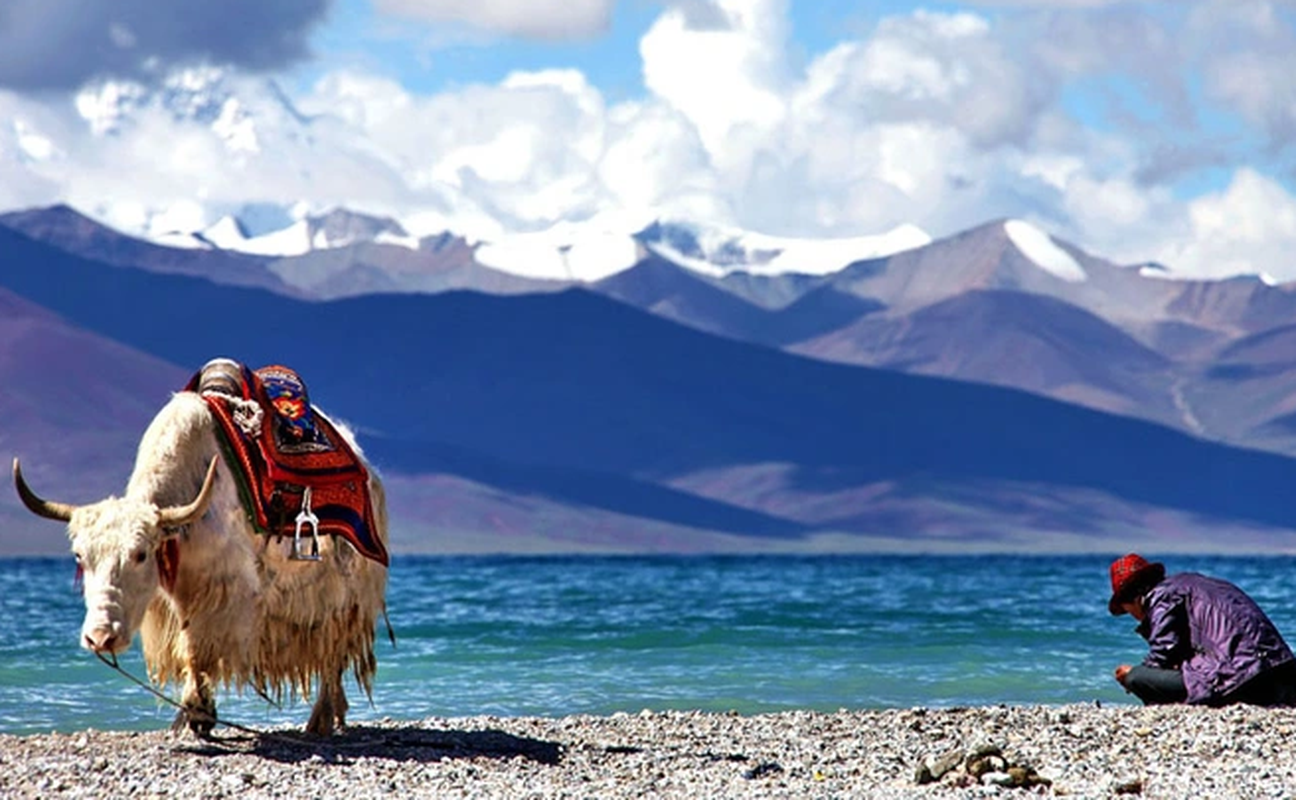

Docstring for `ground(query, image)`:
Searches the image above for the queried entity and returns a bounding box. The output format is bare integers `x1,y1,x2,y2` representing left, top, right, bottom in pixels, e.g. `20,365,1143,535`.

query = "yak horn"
12,458,77,522
156,458,220,529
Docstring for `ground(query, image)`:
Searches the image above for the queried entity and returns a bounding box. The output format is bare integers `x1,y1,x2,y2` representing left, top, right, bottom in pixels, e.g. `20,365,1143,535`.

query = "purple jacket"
1137,572,1294,704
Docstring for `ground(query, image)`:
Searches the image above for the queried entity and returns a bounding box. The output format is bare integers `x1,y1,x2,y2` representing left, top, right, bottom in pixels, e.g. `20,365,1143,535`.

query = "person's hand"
1114,664,1132,685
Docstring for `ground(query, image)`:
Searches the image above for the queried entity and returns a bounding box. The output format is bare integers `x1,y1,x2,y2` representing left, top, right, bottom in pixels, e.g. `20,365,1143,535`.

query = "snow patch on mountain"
151,231,211,250
201,216,251,249
199,209,420,256
642,221,931,278
468,217,930,282
208,218,309,255
248,220,323,256
1140,260,1282,287
180,204,931,281
374,230,422,249
475,224,642,281
1004,219,1087,283
1137,262,1173,280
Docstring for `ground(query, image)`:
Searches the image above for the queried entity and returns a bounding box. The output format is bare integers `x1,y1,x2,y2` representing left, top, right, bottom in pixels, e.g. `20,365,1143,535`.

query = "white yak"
13,389,389,737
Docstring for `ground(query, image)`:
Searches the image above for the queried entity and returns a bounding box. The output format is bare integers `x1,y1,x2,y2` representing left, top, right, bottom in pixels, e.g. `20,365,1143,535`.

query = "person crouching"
1109,553,1296,706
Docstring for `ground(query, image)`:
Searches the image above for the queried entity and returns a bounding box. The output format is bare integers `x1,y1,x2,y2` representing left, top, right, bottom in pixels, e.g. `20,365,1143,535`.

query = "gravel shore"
3,703,1294,798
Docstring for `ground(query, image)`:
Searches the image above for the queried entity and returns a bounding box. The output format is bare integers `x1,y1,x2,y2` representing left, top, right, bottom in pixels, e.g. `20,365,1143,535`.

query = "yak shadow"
176,724,564,766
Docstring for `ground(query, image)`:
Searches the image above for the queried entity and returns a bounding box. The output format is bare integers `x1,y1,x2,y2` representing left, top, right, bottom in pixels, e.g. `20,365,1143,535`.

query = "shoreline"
4,704,1295,797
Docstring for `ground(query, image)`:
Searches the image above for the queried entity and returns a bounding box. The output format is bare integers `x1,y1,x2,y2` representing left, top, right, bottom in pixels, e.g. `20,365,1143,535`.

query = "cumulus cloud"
1,69,424,237
372,0,613,39
4,0,1296,284
0,92,69,208
1153,170,1296,280
640,0,789,158
634,4,1073,236
0,0,328,92
299,68,618,238
1189,0,1296,152
799,11,1055,150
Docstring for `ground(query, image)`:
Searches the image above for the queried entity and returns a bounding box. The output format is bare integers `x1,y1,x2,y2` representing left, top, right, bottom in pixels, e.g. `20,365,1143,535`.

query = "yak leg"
306,668,349,736
171,668,218,738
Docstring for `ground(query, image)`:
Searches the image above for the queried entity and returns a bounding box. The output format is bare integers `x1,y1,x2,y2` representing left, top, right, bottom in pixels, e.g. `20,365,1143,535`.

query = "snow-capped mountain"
472,222,644,282
36,67,422,243
9,70,938,283
1002,219,1086,283
6,217,1296,557
7,65,1282,292
199,208,419,256
635,219,933,278
11,199,1296,471
168,207,934,284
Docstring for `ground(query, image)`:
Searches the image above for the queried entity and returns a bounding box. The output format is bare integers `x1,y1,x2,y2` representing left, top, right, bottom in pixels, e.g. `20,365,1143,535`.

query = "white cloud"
1065,175,1157,234
308,70,399,116
0,91,76,209
372,0,613,39
695,8,1062,235
1152,170,1296,280
5,70,427,237
302,68,617,235
1191,1,1296,147
598,101,717,223
2,0,1296,286
639,0,789,167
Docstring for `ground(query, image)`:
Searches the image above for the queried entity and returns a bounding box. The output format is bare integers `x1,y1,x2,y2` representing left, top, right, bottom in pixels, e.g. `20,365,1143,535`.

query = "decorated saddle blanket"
184,359,388,566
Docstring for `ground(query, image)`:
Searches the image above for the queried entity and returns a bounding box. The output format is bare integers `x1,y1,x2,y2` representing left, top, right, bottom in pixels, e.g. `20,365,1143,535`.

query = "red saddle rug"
184,360,388,567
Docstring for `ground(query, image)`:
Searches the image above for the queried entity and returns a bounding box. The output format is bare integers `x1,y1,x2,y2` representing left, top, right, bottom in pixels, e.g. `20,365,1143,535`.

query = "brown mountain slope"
790,289,1186,430
1181,324,1296,455
267,237,567,299
0,287,188,553
0,204,294,295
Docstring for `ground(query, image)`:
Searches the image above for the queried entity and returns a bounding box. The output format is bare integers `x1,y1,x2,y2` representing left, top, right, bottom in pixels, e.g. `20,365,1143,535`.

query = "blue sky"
309,1,900,98
1,0,1295,280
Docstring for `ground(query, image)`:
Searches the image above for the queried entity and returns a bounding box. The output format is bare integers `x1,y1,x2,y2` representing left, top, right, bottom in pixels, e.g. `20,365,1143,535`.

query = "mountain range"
2,204,1295,556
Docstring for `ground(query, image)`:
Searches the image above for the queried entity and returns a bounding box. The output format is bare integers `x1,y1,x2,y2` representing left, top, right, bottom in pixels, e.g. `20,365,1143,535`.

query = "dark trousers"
1124,665,1187,705
1125,661,1296,707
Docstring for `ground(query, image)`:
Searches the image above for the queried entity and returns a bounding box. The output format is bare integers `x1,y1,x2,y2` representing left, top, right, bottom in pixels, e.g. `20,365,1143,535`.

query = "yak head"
12,458,218,655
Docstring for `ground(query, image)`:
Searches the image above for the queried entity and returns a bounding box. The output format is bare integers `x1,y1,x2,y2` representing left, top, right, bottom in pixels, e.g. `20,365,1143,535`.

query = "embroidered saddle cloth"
185,359,388,566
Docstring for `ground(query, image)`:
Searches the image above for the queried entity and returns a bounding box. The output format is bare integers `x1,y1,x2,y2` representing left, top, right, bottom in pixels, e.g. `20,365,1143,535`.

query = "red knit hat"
1108,553,1165,615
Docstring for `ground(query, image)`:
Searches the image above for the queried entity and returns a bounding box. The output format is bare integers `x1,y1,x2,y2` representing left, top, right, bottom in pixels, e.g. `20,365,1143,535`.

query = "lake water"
4,554,1296,736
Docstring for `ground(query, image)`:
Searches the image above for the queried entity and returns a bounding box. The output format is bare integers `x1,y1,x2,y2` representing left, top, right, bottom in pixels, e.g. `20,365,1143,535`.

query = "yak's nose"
82,625,123,653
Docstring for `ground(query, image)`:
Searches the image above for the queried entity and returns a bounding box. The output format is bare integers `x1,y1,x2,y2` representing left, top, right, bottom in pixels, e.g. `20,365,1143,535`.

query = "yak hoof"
304,713,340,737
171,706,217,739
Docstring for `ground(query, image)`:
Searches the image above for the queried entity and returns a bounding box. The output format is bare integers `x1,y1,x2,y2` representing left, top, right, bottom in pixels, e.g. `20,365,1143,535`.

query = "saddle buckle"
290,486,322,562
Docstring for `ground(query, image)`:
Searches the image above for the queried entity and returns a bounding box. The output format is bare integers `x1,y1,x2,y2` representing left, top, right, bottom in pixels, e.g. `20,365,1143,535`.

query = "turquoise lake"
4,554,1295,736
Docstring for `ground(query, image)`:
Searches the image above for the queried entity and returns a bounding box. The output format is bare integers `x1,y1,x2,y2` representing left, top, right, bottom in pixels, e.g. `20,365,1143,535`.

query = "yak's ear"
13,458,77,522
156,459,219,529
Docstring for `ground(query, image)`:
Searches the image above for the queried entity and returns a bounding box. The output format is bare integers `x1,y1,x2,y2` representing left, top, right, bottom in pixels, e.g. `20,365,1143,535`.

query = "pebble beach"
2,703,1294,798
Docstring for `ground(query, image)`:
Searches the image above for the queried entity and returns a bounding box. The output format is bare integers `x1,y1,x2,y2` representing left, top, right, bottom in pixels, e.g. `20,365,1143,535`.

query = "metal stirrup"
290,486,322,561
